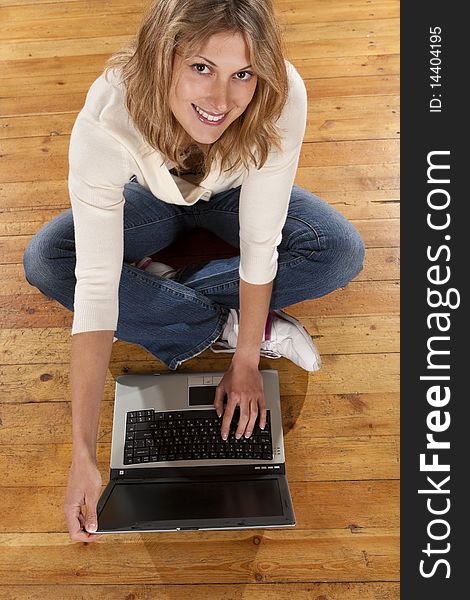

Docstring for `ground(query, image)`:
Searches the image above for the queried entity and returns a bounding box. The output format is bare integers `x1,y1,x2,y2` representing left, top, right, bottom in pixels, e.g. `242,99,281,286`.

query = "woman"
23,0,365,542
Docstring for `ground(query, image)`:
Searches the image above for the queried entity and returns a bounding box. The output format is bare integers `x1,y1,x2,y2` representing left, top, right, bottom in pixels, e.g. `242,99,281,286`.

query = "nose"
207,79,230,114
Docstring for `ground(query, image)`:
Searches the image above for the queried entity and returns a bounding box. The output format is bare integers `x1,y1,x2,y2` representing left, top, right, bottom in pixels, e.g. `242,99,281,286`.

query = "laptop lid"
94,369,296,532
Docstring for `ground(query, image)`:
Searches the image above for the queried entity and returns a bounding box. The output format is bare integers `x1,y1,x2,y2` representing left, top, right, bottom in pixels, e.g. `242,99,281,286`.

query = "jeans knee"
335,221,365,284
23,235,53,290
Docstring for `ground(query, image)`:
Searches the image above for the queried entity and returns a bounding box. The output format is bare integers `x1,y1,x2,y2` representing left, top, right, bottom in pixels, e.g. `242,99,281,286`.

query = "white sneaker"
135,257,177,279
210,308,321,372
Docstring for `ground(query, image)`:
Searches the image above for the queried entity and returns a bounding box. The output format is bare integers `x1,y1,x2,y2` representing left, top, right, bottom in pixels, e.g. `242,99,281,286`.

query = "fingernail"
222,433,227,440
217,411,221,418
88,523,97,532
245,431,251,438
236,433,241,440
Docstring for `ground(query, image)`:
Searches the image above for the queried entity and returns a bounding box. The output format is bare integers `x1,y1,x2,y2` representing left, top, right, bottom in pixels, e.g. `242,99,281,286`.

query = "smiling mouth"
191,103,229,125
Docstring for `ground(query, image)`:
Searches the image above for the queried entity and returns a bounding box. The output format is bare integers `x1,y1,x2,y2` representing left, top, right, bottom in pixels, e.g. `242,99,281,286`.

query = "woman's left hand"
214,359,267,441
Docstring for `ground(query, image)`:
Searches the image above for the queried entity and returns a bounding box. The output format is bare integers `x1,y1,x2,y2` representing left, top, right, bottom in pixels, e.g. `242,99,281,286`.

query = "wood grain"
0,353,399,401
0,0,400,594
2,480,400,531
0,583,400,600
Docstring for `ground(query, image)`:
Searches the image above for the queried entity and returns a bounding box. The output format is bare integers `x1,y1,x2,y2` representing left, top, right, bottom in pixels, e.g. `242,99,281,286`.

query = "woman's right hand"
63,455,103,542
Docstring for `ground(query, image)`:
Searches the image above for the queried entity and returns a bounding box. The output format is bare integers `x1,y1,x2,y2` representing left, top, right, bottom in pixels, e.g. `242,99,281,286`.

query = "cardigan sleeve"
238,62,308,284
68,115,129,335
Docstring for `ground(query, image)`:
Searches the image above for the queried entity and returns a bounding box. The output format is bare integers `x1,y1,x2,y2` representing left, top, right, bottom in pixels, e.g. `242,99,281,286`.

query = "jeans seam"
284,215,326,252
125,266,218,310
123,212,190,232
168,306,230,370
198,277,240,294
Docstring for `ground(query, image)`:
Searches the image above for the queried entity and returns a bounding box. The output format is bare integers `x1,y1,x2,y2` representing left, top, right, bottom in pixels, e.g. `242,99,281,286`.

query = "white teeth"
194,104,225,121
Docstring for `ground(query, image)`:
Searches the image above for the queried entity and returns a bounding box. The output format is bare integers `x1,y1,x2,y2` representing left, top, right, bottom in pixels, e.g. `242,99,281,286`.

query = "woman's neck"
178,138,210,156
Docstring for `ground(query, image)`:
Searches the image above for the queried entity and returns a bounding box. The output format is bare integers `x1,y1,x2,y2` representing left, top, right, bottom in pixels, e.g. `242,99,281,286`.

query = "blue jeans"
23,179,365,370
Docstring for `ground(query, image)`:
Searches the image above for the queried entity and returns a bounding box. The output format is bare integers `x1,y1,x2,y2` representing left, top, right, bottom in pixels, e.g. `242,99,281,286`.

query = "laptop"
94,369,296,533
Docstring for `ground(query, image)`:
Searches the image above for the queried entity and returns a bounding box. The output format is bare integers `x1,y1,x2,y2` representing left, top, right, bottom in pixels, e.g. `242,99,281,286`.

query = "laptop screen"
98,477,284,529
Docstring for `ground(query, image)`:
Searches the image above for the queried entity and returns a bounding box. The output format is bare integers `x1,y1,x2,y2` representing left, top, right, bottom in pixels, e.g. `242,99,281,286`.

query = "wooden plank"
307,96,400,142
0,29,399,63
0,211,398,251
284,17,399,41
319,191,399,220
289,281,399,316
0,179,399,219
1,0,399,592
0,315,399,365
0,583,401,600
0,437,398,484
1,168,398,205
1,0,399,25
356,218,399,246
2,480,398,530
0,0,143,23
3,289,400,332
358,248,399,280
0,390,398,441
301,139,400,166
0,254,400,305
310,74,398,97
277,0,399,24
3,212,397,261
0,14,399,44
0,95,399,145
0,528,398,583
0,353,399,402
0,134,398,190
1,281,400,338
0,108,398,168
1,0,86,6
298,164,399,193
0,52,400,81
287,35,399,60
297,53,400,79
0,69,398,100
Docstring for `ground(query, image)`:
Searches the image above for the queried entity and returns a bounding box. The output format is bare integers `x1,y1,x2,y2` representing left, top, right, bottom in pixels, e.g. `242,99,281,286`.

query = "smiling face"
169,30,258,149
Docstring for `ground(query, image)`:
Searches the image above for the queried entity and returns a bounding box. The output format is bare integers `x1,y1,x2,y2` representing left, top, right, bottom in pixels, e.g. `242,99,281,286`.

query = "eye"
235,71,255,81
190,63,255,81
191,63,211,75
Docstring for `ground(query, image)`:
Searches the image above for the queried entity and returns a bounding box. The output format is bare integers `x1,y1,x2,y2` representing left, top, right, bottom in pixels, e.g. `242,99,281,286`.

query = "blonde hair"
103,0,290,177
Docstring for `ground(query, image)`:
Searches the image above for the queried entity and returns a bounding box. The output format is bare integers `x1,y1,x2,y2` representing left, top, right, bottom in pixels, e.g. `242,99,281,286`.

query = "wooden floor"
0,0,399,597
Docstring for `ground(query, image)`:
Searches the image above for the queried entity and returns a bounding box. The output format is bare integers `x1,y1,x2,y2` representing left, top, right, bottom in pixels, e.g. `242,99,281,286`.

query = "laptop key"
134,448,149,457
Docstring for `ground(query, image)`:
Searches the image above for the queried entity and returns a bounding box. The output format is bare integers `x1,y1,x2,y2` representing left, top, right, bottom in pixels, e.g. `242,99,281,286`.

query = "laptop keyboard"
123,408,273,465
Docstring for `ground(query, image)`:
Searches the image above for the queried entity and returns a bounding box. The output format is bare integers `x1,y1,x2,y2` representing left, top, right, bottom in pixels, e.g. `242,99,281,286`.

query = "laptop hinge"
110,463,286,480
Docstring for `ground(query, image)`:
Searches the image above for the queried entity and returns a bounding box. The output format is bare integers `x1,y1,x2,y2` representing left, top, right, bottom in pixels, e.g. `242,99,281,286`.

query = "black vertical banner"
401,2,467,596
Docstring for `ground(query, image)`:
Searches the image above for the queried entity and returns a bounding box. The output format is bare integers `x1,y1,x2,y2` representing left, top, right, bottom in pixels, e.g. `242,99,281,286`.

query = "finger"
78,511,102,539
259,399,267,430
244,398,260,439
213,384,225,417
84,492,100,534
235,396,250,439
64,504,101,543
221,396,237,440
